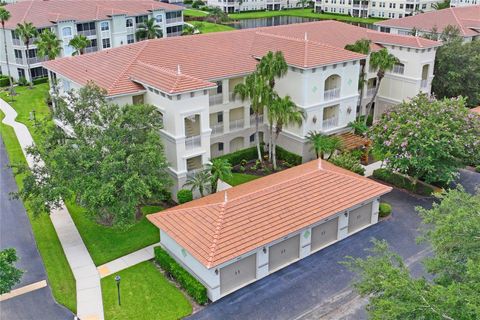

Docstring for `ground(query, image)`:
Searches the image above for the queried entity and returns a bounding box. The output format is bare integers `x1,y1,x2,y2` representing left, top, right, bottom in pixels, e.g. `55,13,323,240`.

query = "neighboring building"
206,0,300,12
314,0,442,19
0,0,184,82
451,0,479,7
43,21,439,196
147,160,392,301
374,5,480,41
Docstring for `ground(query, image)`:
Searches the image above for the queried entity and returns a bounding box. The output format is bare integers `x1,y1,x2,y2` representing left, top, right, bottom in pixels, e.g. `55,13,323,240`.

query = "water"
225,16,375,30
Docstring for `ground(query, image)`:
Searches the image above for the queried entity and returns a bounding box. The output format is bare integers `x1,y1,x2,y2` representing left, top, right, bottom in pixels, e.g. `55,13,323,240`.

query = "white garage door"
269,235,300,272
220,254,256,295
311,217,338,251
348,203,373,233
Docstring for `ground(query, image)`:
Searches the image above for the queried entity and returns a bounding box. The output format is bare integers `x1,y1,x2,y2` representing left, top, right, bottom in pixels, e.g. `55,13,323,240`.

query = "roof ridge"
206,196,228,267
450,7,468,35
20,0,35,24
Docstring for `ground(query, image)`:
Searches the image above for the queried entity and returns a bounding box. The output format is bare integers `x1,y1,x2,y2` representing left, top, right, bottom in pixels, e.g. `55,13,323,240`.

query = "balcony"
185,135,201,150
421,79,428,88
393,64,405,75
324,88,340,101
77,29,97,37
15,57,23,64
209,93,223,106
250,114,264,126
12,39,22,46
126,26,134,34
211,123,224,136
229,119,244,131
85,46,98,53
27,56,46,64
166,17,183,24
322,116,339,131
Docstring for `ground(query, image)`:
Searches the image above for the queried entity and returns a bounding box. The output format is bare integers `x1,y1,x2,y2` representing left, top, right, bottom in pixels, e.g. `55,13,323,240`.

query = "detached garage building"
148,160,392,301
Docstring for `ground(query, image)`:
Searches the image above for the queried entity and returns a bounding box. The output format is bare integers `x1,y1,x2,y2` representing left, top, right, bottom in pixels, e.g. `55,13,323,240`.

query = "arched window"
62,27,72,37
393,63,405,75
324,74,341,100
155,15,162,23
126,18,133,28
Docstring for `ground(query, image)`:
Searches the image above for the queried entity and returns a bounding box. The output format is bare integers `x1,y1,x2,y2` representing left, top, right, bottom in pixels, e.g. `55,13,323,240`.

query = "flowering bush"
370,94,480,185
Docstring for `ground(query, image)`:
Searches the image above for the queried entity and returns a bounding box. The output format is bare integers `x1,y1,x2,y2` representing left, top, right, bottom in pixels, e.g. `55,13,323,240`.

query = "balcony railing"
15,57,23,64
324,88,340,101
209,93,223,106
421,79,428,88
77,29,97,37
185,135,201,150
322,116,339,131
211,123,224,136
26,56,46,64
229,119,244,131
393,64,405,74
366,87,376,97
85,46,98,53
12,39,22,46
126,26,134,34
166,17,183,24
229,92,239,102
250,114,264,126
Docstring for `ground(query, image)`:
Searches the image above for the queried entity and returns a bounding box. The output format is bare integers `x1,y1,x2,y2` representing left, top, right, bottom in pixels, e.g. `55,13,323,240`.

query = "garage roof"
148,160,392,268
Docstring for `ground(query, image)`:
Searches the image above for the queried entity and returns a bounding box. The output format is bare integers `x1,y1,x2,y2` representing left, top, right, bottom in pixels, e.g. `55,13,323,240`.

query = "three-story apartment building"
451,0,479,6
0,0,184,82
43,21,439,197
207,0,300,12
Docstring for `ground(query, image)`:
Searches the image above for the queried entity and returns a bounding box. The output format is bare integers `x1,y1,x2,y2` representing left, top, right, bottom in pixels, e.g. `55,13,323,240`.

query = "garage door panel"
220,254,256,295
311,217,338,251
269,235,300,271
348,203,373,233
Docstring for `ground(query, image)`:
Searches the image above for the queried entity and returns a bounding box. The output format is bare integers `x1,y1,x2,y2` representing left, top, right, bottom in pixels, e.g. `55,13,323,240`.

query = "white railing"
250,114,264,125
27,56,46,64
12,39,22,46
15,57,23,64
167,31,182,37
421,79,428,88
366,87,376,97
324,88,340,101
185,135,201,150
85,46,98,53
126,26,134,34
100,31,110,39
166,17,183,24
322,116,339,131
393,64,405,74
229,92,238,102
209,93,223,106
229,119,244,131
211,123,224,136
77,29,97,37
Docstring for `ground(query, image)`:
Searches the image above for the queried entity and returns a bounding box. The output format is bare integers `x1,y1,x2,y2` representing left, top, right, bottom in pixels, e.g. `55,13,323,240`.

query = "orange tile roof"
148,160,392,268
3,0,182,29
375,5,480,37
471,106,480,114
44,20,440,96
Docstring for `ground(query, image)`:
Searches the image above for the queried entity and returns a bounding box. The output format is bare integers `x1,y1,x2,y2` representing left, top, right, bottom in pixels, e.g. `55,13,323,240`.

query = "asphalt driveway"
0,137,72,320
189,170,479,320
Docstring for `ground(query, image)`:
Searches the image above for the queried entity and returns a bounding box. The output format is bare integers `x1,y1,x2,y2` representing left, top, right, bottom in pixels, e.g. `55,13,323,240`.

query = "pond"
225,16,376,30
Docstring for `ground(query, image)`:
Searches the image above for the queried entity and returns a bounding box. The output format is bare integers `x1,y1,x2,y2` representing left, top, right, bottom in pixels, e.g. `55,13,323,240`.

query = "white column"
222,79,229,104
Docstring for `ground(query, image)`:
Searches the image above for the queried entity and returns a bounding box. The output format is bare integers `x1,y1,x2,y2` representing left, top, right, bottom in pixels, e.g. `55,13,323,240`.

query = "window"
155,15,163,23
422,3,426,9
17,68,25,79
393,63,405,75
135,15,148,24
14,49,22,59
87,39,98,49
166,25,182,35
216,81,223,94
76,22,96,32
166,11,182,20
62,27,72,37
63,79,70,91
400,3,403,8
30,67,48,79
102,38,111,49
126,18,133,28
217,112,223,123
218,143,224,151
127,34,135,44
249,134,255,143
100,21,109,32
11,30,19,40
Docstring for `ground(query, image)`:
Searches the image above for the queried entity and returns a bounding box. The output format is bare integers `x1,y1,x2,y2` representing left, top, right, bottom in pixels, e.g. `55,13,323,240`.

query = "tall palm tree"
344,39,371,117
0,7,13,94
183,170,211,197
35,29,61,60
365,48,398,123
307,131,343,160
16,22,37,88
234,72,271,163
69,34,90,55
207,158,232,193
135,18,162,41
270,95,304,170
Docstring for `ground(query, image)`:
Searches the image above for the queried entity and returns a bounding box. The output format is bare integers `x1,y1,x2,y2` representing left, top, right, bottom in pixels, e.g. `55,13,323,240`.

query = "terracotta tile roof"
148,160,392,268
375,5,480,37
471,106,480,114
337,132,371,150
3,0,182,29
44,20,440,96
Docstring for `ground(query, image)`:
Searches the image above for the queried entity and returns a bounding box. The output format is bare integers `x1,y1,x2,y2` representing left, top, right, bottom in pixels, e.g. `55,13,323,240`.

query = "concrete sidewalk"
0,98,104,320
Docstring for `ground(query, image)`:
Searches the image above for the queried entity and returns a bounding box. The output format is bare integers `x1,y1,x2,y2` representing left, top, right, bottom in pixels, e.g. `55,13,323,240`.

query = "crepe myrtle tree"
370,94,480,186
14,82,172,226
0,248,23,294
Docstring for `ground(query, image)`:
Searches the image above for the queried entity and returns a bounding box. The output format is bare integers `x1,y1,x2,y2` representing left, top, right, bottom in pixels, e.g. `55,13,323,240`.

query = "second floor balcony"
211,123,224,136
322,116,339,131
250,114,264,126
166,17,183,24
185,135,201,150
324,87,340,101
229,119,245,132
85,46,98,54
77,29,97,37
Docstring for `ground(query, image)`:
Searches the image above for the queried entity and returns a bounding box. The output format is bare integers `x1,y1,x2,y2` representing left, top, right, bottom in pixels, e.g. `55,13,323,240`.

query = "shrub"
177,189,193,204
214,146,259,166
476,165,480,173
0,75,12,87
32,77,48,85
154,247,208,305
191,0,205,8
184,0,193,3
239,165,246,172
329,152,365,176
379,202,392,218
240,159,247,166
349,119,368,135
275,146,302,166
17,76,29,86
372,168,434,196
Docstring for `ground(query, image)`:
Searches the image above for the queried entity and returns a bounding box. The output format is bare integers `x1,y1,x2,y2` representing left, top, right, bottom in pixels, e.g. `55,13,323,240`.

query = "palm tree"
182,24,195,36
432,0,450,10
207,158,232,193
35,29,62,60
364,48,398,123
234,72,271,163
0,7,13,94
207,7,230,24
296,0,313,8
307,131,343,160
270,95,304,170
136,18,162,41
183,170,211,197
16,22,37,88
69,34,90,55
344,39,371,117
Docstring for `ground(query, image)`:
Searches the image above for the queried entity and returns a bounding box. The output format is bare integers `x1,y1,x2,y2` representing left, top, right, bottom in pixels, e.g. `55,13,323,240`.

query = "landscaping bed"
372,168,436,196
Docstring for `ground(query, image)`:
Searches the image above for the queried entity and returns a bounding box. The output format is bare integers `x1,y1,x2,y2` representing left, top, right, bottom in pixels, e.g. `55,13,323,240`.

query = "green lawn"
0,110,77,312
189,21,235,33
101,261,192,320
184,8,208,17
229,8,384,24
223,172,260,186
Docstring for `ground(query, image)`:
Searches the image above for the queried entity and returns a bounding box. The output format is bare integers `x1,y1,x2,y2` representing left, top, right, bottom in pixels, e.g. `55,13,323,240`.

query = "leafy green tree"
0,248,23,294
344,39,371,116
432,38,480,107
269,95,304,170
370,94,480,185
183,170,211,197
69,34,90,55
0,7,13,94
206,7,230,24
35,29,62,60
365,48,398,123
307,131,343,160
343,187,480,320
16,22,37,87
207,158,232,193
136,18,162,40
15,83,171,226
296,0,313,8
432,0,450,10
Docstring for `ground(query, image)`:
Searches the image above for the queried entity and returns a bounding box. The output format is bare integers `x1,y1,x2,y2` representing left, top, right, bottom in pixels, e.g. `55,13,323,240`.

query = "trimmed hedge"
177,189,193,204
32,77,48,85
154,246,208,305
276,146,302,165
0,76,11,87
379,202,392,218
329,152,365,176
214,146,259,166
372,168,434,196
